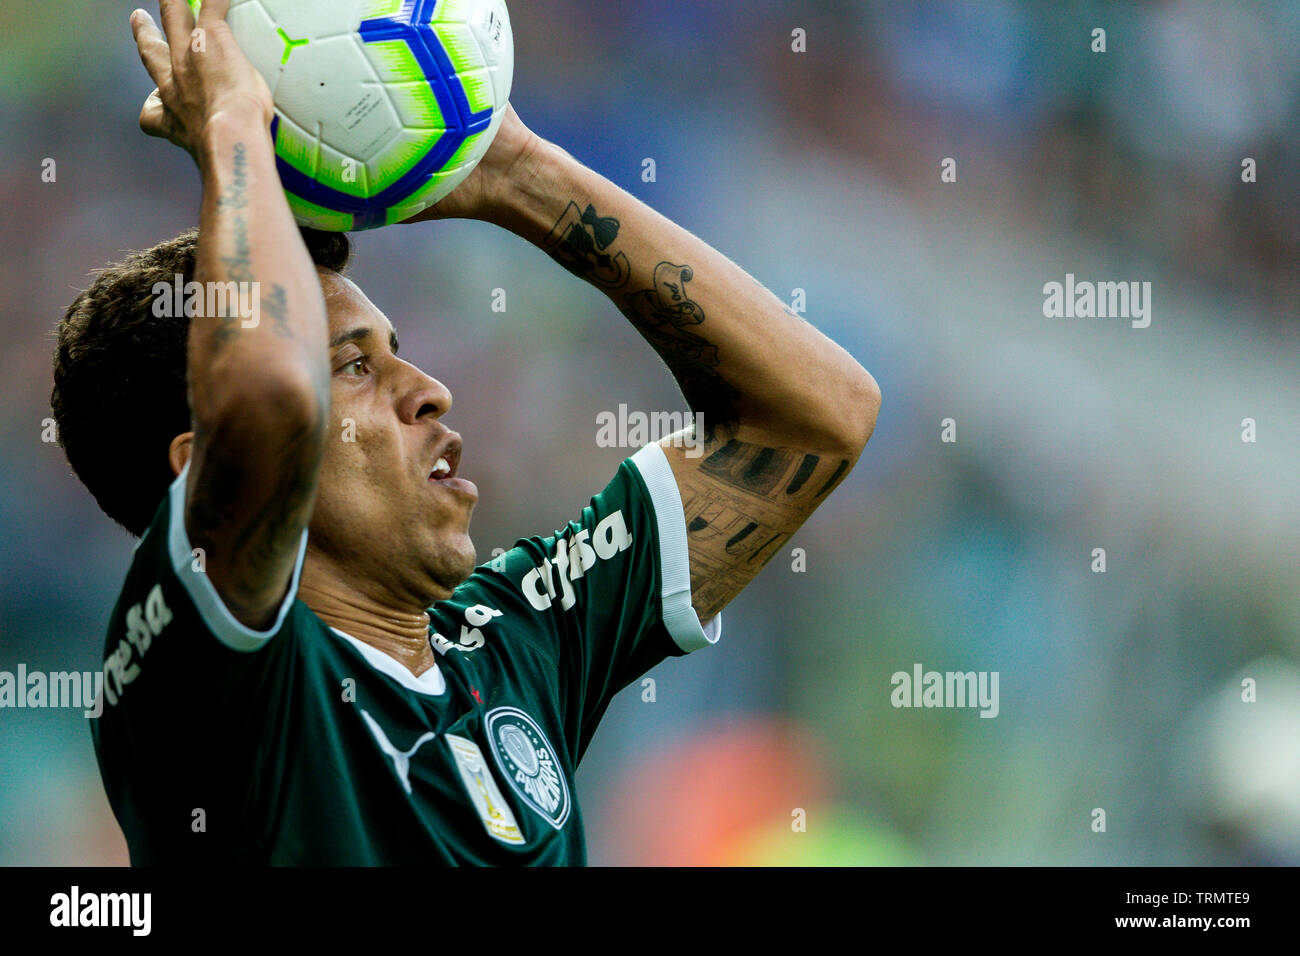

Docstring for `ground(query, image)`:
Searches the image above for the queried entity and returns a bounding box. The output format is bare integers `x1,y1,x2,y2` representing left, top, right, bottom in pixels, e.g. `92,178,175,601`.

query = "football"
187,0,513,230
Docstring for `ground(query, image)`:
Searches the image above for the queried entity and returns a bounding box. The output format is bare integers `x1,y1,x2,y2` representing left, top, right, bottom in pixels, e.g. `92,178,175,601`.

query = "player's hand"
401,103,540,224
130,0,273,163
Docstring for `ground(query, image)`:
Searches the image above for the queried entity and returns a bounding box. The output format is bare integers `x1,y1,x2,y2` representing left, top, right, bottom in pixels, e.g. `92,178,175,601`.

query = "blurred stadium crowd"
1,0,1297,864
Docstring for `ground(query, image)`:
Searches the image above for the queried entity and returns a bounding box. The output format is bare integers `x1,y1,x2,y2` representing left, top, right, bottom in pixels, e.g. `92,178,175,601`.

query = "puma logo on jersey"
360,709,436,795
519,510,633,611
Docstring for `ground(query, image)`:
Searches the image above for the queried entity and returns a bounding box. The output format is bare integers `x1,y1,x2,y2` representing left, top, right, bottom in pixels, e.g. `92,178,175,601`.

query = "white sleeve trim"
167,461,308,652
628,442,721,653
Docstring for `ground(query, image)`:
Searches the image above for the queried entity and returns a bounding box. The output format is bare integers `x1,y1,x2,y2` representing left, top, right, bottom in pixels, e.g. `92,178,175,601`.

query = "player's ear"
168,431,195,477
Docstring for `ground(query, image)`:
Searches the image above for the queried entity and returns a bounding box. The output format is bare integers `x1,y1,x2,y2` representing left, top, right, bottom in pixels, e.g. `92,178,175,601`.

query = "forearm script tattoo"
213,141,252,350
189,143,325,621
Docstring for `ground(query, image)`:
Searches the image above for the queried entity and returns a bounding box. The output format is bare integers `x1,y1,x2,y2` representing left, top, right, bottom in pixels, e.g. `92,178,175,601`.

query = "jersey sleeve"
120,459,307,662
92,462,308,860
447,442,721,761
99,460,307,709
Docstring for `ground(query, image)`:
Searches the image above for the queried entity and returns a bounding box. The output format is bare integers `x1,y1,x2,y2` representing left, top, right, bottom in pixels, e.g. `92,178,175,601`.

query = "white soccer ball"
191,0,513,230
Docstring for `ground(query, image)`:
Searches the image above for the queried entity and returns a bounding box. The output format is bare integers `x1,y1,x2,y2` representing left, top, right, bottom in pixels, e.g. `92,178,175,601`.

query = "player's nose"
397,365,452,423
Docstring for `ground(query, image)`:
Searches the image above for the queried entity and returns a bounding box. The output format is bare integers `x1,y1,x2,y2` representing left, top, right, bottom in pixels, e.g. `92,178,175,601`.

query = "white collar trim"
329,627,447,697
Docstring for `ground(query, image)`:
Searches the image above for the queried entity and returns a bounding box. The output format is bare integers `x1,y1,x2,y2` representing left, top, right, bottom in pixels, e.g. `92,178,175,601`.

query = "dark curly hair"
51,226,351,536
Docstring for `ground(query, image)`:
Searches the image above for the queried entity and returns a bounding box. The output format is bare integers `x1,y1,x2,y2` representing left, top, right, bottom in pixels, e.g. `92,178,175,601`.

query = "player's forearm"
189,111,329,426
491,138,880,454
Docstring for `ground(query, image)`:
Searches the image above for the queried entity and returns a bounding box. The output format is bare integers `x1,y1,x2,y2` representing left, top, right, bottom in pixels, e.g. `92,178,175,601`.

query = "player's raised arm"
131,0,330,628
417,109,880,620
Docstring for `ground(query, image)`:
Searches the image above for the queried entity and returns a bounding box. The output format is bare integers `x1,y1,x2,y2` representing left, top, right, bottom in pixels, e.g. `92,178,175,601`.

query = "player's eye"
337,355,369,377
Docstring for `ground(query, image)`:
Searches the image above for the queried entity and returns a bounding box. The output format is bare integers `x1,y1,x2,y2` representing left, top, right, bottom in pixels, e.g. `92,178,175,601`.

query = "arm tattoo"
619,260,741,429
543,202,848,616
211,142,253,350
263,283,291,338
546,199,741,424
216,142,249,211
218,143,253,285
544,201,630,288
210,211,250,350
188,410,325,616
190,140,320,616
680,428,851,617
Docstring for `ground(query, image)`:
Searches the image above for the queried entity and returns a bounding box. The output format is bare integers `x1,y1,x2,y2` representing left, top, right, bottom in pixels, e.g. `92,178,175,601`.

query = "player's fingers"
130,9,173,89
196,0,231,28
138,89,172,138
156,0,195,48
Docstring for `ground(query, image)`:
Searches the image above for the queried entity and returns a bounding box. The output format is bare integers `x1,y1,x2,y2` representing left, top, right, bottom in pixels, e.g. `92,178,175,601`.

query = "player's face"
305,268,478,604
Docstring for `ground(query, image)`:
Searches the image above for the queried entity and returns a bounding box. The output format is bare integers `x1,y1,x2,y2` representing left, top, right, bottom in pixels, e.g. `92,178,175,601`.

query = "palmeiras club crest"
485,707,571,829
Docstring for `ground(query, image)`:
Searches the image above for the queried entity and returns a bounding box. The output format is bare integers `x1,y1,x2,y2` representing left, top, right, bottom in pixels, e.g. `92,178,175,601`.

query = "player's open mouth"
427,440,478,500
428,436,461,480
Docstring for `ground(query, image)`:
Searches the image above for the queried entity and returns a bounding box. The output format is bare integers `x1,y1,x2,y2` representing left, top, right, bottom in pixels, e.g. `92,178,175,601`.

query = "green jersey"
90,443,719,865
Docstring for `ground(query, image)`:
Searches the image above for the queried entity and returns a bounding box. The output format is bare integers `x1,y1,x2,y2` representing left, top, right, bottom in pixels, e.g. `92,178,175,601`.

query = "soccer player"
51,0,879,864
